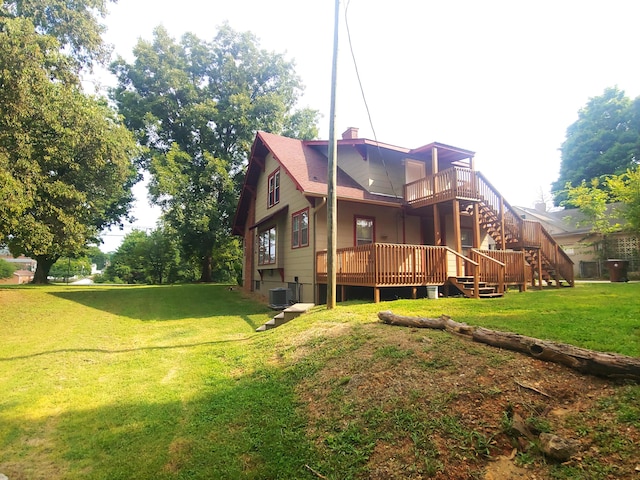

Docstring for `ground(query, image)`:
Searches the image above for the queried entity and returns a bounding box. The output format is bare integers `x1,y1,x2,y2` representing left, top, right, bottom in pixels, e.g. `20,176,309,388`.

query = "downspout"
313,196,328,304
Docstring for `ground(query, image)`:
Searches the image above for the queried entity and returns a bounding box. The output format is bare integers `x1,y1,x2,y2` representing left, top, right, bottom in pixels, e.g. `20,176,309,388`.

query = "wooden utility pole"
327,0,339,309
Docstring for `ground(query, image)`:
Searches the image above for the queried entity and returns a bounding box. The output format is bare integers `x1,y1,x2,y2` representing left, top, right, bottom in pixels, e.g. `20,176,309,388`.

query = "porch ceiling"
409,142,475,165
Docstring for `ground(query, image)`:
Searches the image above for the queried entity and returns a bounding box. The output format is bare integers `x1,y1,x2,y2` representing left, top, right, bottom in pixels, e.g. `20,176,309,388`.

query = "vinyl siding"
252,152,316,303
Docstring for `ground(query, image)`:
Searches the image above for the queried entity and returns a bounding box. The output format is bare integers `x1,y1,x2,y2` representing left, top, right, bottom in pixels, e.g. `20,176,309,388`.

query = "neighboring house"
0,269,34,285
514,203,639,278
233,128,574,305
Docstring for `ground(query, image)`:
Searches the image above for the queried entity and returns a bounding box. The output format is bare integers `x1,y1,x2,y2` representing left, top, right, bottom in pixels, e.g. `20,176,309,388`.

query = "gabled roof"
233,131,404,235
513,204,625,236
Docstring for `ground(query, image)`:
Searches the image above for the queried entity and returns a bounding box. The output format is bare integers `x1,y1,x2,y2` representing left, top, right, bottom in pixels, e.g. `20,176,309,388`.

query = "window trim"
291,208,309,249
258,225,277,265
267,168,280,208
354,215,375,246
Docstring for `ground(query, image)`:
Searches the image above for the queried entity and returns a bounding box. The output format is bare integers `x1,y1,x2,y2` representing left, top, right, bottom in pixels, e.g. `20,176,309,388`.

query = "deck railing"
472,249,527,289
404,167,478,207
316,243,451,287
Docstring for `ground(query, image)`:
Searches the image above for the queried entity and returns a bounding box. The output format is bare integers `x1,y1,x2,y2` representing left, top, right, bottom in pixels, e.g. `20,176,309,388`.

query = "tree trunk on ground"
377,311,640,382
31,255,58,284
199,254,213,283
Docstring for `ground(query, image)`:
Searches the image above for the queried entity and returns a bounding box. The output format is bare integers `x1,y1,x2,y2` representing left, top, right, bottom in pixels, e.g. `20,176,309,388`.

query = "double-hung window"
355,216,375,246
258,227,277,265
268,169,280,208
292,208,309,248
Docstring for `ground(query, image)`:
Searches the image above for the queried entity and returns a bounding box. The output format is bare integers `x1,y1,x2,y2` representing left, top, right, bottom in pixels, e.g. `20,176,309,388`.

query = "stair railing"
474,171,574,284
471,249,505,294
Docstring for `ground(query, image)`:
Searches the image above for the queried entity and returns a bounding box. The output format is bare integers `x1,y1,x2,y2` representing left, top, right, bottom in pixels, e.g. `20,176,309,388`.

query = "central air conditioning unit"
269,287,292,309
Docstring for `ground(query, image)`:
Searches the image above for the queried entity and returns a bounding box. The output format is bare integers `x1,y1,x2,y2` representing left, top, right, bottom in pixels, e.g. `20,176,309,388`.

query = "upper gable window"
292,208,309,249
268,169,280,208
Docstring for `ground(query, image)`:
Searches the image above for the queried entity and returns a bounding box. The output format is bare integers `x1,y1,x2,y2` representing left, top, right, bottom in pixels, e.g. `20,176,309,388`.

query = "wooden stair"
256,303,315,331
447,276,504,298
473,172,574,287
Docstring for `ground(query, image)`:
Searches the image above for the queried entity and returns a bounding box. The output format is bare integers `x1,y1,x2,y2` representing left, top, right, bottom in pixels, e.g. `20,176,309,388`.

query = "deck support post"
433,204,442,246
472,202,481,249
411,286,417,299
453,200,463,275
537,250,543,290
374,287,380,303
499,196,506,250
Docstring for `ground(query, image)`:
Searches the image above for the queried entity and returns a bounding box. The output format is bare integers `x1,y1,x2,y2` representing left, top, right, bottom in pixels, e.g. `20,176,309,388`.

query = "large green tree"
111,24,319,282
0,0,115,68
553,87,640,204
0,17,139,282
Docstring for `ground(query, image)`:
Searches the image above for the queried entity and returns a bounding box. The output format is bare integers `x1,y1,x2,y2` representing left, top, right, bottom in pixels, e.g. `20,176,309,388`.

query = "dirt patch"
293,322,639,479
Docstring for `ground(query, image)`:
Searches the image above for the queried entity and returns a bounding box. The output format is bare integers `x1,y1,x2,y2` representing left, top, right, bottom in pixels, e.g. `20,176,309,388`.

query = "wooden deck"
403,167,574,287
316,243,528,301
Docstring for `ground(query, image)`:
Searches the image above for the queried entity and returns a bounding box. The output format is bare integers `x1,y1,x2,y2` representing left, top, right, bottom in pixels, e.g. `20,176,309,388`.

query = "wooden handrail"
471,248,505,294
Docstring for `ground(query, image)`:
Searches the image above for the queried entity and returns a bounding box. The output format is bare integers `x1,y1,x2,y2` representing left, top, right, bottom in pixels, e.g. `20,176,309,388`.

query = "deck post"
472,202,481,249
537,250,543,290
453,200,463,275
433,204,442,245
499,196,506,250
411,286,417,299
374,287,380,303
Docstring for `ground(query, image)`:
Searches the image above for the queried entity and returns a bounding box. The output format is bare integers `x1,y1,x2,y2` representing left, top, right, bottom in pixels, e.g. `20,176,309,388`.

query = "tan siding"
336,146,369,190
368,150,405,197
252,152,316,303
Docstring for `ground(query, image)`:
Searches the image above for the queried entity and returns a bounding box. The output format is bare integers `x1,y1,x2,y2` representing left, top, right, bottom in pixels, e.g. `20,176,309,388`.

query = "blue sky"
96,0,640,251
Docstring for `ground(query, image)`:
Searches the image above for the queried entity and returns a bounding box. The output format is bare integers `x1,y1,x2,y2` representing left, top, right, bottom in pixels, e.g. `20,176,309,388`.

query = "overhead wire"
344,0,399,199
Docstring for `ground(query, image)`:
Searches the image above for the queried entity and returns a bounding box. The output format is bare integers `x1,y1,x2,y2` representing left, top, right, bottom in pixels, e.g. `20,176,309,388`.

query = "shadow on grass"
0,367,321,479
49,284,272,322
0,336,254,362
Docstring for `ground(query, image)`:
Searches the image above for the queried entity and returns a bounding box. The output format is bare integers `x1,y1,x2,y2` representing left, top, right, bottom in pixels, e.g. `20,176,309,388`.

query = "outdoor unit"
269,287,292,309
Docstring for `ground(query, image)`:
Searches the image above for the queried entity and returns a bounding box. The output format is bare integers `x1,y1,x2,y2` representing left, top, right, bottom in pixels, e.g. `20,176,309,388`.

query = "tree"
49,256,92,280
104,230,149,283
552,87,640,204
0,257,15,279
0,0,115,69
111,24,319,282
608,168,640,236
0,18,139,283
102,227,192,284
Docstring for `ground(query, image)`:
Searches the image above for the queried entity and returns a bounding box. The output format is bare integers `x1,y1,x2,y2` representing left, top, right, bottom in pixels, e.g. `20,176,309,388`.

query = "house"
514,203,639,279
232,128,574,305
0,269,34,285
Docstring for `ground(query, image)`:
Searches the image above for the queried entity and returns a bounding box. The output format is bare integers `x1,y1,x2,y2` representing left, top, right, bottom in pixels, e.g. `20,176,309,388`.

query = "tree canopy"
552,87,640,204
111,24,319,282
0,0,115,69
0,16,139,282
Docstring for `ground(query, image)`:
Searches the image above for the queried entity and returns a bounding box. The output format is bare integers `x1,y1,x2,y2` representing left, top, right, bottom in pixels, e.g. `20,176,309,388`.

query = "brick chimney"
341,127,359,140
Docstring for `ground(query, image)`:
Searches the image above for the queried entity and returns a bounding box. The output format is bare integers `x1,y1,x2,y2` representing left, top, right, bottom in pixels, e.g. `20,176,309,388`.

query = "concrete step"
256,303,315,332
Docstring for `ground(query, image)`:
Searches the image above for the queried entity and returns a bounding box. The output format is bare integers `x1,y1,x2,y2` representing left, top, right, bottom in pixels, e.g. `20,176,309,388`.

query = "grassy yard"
0,283,638,479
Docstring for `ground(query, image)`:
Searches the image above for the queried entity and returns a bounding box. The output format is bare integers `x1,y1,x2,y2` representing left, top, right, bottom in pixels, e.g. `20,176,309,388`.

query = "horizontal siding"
337,146,369,190
252,152,315,303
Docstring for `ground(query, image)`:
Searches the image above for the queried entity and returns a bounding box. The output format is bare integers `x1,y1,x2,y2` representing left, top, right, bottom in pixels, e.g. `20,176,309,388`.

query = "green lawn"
0,283,638,479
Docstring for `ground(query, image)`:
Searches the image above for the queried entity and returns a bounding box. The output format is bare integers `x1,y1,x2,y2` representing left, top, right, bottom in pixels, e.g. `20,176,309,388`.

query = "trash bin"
426,285,438,299
606,259,629,282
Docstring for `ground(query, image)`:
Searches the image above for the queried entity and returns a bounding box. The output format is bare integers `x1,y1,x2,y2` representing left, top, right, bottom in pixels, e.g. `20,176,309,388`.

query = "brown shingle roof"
258,131,399,201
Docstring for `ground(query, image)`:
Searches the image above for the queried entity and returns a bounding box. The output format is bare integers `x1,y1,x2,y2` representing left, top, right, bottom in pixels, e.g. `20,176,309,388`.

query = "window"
268,169,280,208
292,208,309,248
355,216,375,246
258,226,276,265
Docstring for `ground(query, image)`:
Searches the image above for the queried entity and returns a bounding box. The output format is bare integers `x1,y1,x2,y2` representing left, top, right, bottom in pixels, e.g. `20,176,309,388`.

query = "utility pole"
326,0,339,309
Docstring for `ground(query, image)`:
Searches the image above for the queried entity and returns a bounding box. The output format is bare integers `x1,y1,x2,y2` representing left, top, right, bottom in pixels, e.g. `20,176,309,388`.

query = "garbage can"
426,285,438,299
606,259,629,282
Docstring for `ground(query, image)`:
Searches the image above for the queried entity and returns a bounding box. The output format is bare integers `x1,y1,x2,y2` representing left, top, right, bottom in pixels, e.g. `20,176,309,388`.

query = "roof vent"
341,127,359,140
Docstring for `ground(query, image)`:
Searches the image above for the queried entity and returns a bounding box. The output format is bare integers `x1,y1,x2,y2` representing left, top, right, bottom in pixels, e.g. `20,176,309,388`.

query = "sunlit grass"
0,282,638,478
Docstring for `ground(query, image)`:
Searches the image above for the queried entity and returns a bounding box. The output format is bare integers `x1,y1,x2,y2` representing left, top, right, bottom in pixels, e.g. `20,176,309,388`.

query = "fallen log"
377,310,640,382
